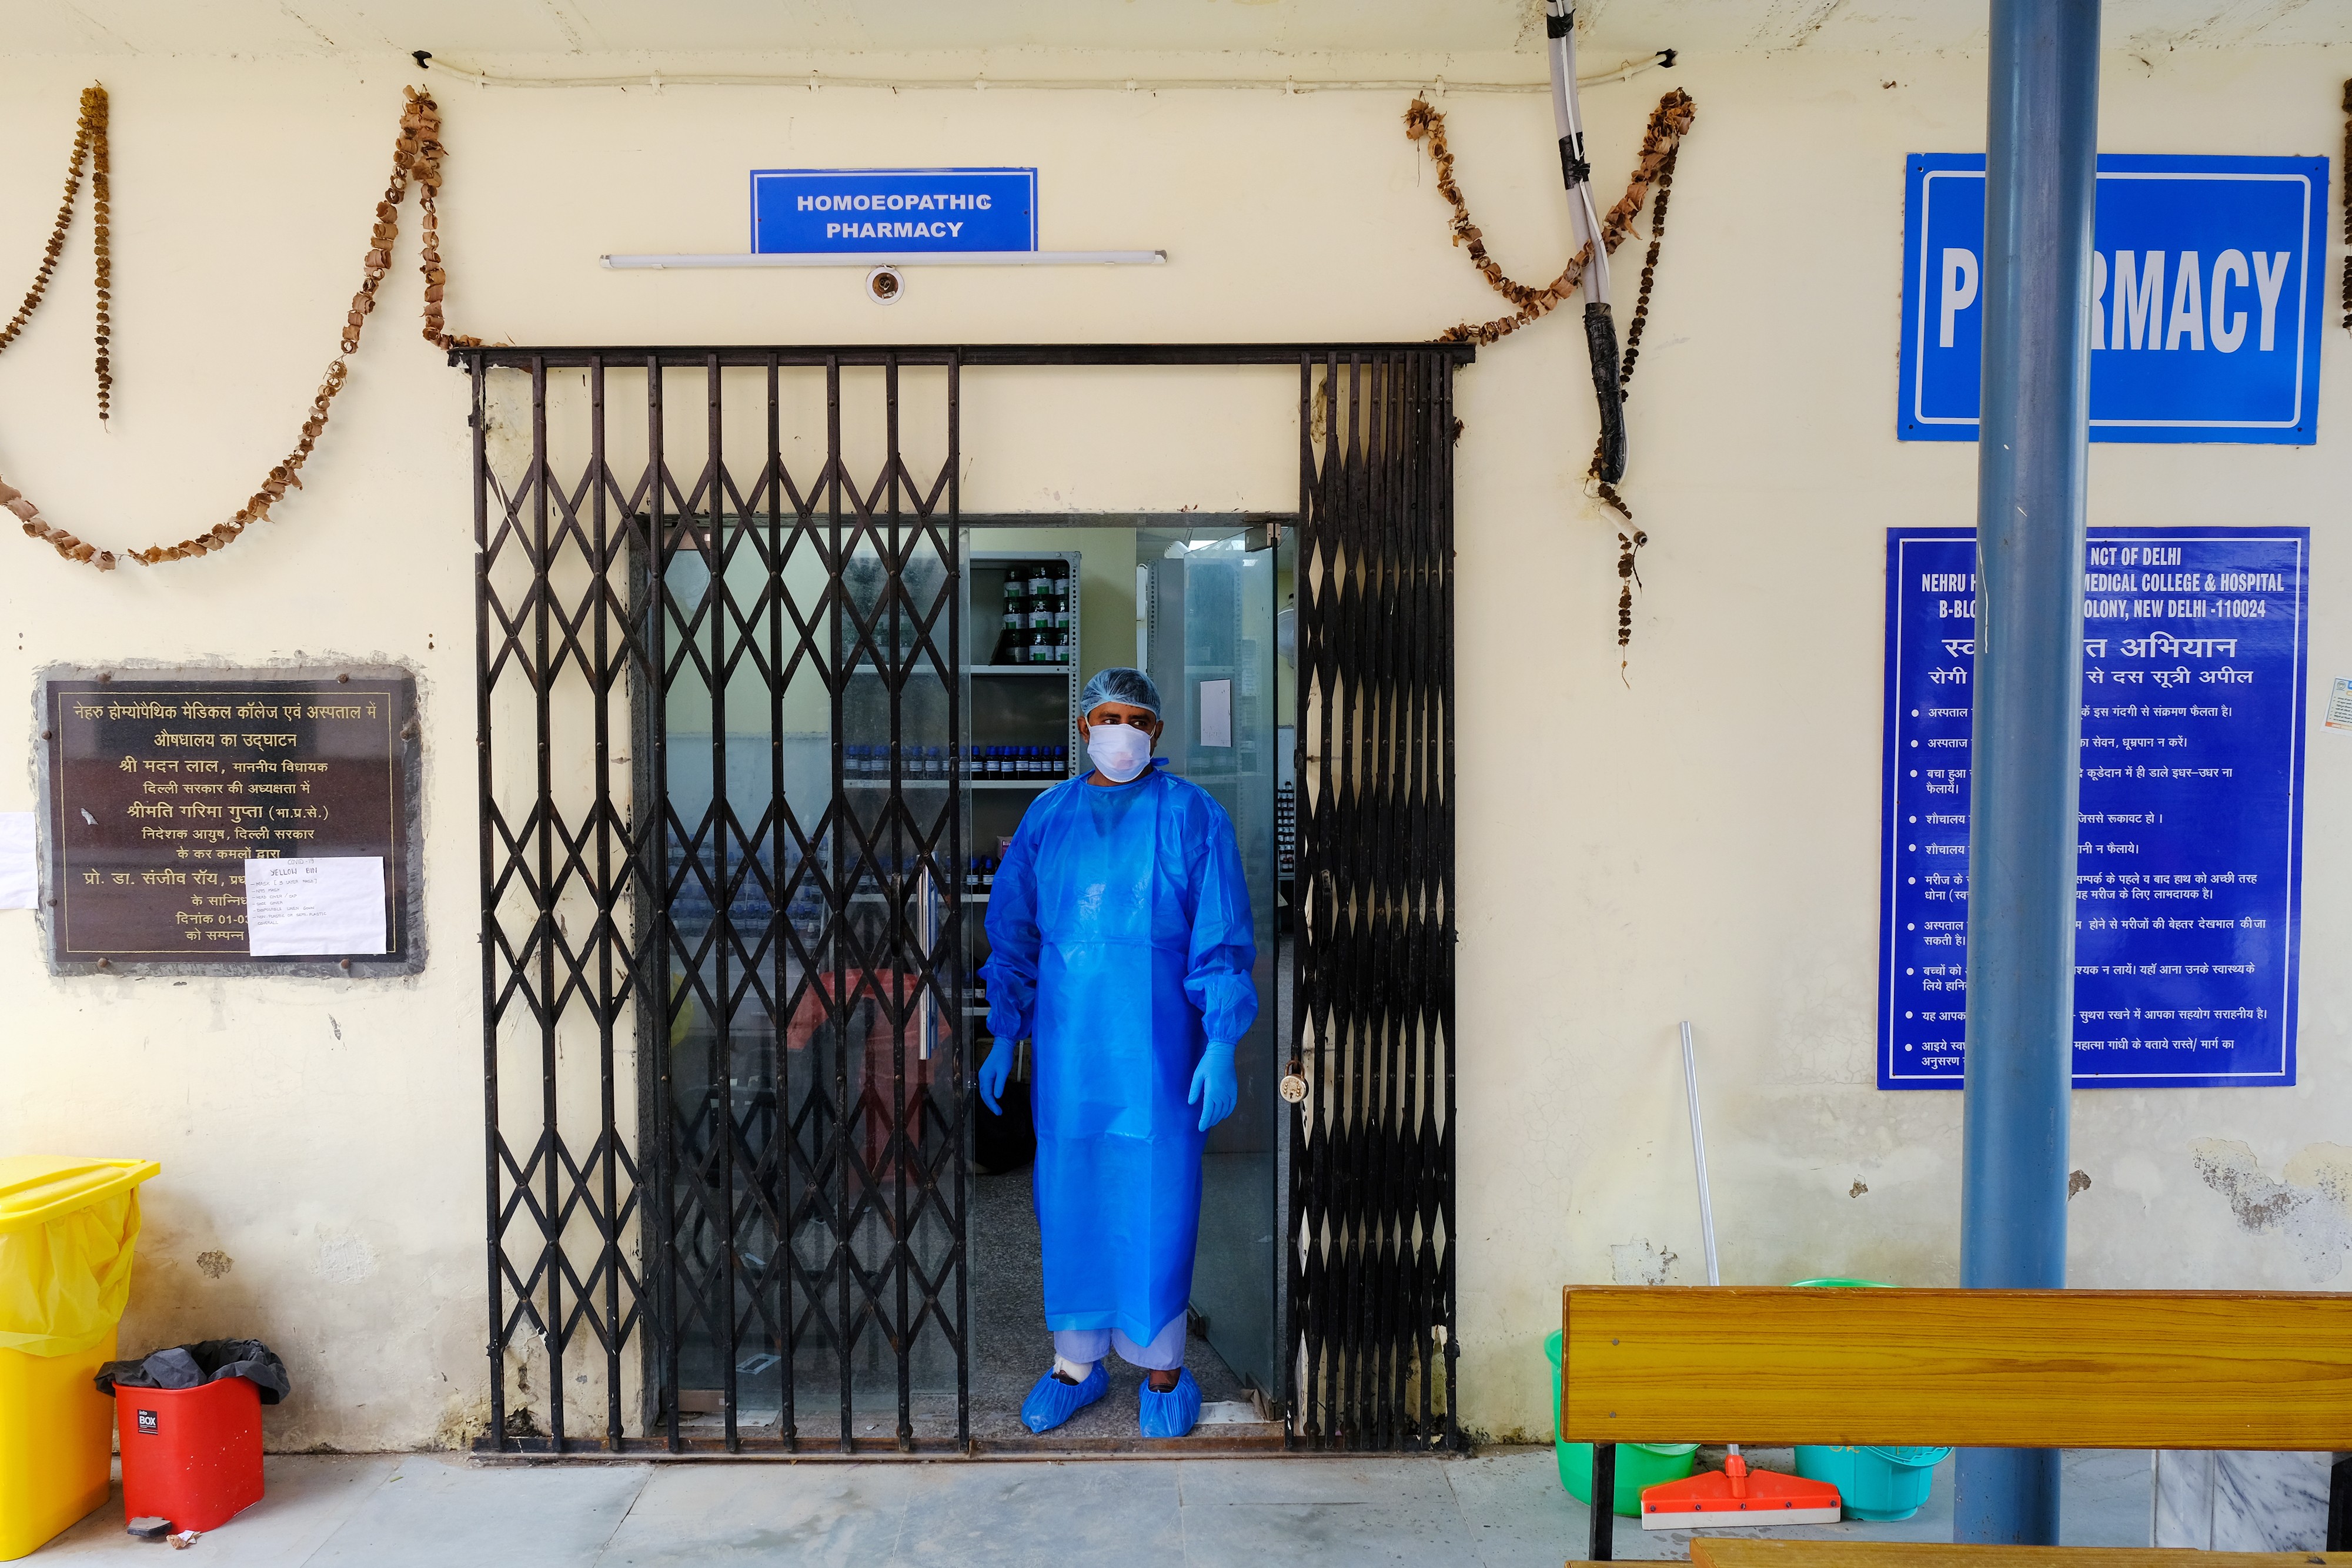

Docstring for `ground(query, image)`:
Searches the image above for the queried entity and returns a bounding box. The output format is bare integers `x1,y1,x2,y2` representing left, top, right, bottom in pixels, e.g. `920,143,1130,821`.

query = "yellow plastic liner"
0,1157,160,1357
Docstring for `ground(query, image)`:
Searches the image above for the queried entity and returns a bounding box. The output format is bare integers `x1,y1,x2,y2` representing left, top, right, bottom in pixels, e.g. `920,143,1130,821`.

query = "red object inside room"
116,1377,264,1533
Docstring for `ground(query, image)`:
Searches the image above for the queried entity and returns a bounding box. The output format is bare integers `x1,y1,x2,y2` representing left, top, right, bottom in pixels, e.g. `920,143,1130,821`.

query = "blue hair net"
1078,666,1161,717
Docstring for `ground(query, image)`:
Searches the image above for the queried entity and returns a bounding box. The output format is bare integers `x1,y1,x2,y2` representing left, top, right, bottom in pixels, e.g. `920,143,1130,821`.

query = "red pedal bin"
116,1379,263,1533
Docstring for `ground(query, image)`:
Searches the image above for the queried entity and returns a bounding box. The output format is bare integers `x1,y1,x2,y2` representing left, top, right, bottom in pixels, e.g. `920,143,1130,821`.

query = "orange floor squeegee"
1638,1022,1843,1531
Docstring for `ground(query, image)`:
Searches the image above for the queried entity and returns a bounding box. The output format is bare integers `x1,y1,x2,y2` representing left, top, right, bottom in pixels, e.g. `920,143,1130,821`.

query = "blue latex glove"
977,1038,1016,1114
1188,1040,1239,1131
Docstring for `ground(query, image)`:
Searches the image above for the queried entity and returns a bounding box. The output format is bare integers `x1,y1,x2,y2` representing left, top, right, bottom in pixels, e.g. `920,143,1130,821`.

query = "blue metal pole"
1955,0,2100,1546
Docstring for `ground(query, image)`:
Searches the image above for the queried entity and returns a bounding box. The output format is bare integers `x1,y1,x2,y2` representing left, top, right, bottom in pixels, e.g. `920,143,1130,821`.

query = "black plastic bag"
95,1339,291,1405
973,1071,1036,1176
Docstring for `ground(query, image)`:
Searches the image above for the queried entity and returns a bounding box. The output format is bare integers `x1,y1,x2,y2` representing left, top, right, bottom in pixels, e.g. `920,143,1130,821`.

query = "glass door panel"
1144,532,1280,1398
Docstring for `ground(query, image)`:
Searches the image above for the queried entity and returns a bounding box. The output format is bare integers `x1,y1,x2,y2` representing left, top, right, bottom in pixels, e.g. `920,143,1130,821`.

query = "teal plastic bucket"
1786,1278,1946,1520
1543,1330,1697,1516
1792,1444,1952,1522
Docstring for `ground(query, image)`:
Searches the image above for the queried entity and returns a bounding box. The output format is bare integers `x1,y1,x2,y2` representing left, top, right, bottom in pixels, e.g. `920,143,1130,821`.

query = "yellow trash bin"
0,1156,161,1561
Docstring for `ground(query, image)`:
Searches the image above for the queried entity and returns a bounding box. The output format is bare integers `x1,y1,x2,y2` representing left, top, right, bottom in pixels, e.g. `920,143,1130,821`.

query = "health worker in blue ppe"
977,666,1258,1440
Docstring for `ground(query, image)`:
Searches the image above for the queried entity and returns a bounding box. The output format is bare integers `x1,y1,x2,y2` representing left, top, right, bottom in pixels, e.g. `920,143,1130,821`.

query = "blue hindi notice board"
1899,155,2327,443
751,168,1037,254
1878,527,2310,1091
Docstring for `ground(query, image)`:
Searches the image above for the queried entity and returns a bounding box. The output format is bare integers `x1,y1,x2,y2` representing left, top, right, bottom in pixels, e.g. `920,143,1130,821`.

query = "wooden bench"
1561,1285,2352,1563
1690,1545,2352,1568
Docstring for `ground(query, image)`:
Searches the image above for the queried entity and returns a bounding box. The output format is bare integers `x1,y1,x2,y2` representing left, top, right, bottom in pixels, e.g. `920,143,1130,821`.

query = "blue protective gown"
981,767,1258,1348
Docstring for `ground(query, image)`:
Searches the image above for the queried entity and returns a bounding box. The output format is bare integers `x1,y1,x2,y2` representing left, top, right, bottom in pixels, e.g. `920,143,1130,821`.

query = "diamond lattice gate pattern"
1290,350,1461,1451
472,350,965,1453
469,343,1464,1457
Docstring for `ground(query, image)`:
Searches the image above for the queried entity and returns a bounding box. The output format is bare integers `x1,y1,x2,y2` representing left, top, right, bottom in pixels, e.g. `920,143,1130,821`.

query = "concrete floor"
36,1446,2153,1566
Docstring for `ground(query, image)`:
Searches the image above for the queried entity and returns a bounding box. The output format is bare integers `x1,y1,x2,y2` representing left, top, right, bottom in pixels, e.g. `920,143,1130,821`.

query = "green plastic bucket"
1544,1330,1696,1516
1791,1444,1952,1522
1786,1277,1947,1520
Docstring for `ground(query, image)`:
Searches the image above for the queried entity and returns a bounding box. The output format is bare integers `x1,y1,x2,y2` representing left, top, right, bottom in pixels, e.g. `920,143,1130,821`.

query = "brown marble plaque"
39,673,422,973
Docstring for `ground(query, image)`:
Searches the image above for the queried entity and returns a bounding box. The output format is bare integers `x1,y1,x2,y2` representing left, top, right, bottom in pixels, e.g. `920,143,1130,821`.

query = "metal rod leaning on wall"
1954,0,2099,1545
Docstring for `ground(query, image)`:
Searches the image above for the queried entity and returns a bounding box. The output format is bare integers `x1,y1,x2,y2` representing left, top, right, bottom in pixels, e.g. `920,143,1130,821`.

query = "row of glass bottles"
973,745,1067,778
846,743,953,777
844,743,1071,779
961,858,1001,895
997,627,1071,664
993,560,1073,665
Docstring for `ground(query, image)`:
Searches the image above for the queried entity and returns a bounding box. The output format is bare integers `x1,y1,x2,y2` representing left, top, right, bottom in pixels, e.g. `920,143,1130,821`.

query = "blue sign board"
1878,526,2310,1091
750,167,1037,254
1899,155,2327,443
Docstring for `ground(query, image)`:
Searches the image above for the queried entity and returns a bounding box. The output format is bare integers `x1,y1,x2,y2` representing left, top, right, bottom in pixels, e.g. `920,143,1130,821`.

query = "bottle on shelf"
994,564,1029,664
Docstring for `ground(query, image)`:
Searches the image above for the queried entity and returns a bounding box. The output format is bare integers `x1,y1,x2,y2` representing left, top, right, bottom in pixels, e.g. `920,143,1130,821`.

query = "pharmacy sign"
1897,153,2327,444
751,167,1038,254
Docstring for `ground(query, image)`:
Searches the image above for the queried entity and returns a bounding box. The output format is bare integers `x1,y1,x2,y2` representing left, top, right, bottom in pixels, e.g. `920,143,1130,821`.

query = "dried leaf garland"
1406,88,1695,660
0,85,109,419
1591,126,1678,649
1405,89,1694,347
2341,79,2351,333
4,85,479,573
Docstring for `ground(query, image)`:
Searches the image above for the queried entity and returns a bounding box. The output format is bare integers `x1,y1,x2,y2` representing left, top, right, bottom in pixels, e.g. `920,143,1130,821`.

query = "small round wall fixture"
866,265,904,305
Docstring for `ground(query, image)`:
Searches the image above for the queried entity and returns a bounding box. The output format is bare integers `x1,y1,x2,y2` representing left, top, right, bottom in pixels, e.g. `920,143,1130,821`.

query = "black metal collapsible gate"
467,343,1465,1455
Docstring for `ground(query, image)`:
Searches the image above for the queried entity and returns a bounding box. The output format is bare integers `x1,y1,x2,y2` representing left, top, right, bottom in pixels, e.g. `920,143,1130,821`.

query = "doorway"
956,517,1290,1440
466,345,1462,1455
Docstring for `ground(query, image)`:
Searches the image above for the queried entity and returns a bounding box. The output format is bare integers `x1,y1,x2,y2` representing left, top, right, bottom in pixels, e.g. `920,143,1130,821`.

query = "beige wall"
0,42,2345,1449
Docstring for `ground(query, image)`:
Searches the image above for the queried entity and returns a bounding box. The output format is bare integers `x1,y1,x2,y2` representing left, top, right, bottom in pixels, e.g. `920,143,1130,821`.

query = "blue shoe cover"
1020,1363,1107,1433
1138,1368,1202,1439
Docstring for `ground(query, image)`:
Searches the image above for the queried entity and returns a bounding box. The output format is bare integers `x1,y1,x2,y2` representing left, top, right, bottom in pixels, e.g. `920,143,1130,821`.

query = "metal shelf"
969,550,1081,774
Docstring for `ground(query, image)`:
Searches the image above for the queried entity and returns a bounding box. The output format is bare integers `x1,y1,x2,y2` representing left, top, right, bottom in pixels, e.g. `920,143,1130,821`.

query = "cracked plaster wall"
0,41,2344,1451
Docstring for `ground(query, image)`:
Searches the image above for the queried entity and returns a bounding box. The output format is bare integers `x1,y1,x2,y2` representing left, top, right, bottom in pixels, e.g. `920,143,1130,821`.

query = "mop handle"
1682,1019,1738,1460
1544,0,1612,306
1680,1021,1722,1289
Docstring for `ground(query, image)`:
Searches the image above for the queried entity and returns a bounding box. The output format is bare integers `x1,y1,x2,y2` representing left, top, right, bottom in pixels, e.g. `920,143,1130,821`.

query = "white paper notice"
244,856,388,957
2327,677,2352,731
1198,678,1233,748
0,813,35,911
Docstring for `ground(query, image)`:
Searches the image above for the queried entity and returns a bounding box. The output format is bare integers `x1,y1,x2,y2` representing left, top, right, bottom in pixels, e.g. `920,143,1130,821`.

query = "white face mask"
1084,722,1154,783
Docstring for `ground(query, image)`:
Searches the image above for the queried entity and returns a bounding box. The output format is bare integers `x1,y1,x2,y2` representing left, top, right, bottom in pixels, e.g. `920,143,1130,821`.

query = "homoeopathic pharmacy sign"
751,167,1038,253
1898,154,2328,443
1876,527,2310,1092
